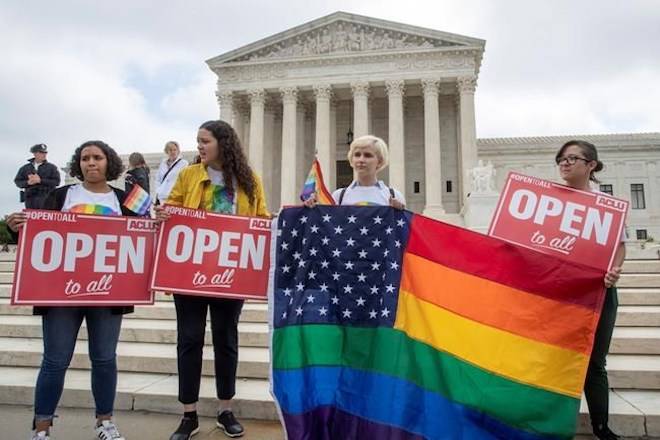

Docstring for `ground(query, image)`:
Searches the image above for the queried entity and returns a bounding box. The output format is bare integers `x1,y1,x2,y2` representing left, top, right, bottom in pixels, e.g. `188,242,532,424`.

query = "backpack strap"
389,187,395,199
338,187,348,205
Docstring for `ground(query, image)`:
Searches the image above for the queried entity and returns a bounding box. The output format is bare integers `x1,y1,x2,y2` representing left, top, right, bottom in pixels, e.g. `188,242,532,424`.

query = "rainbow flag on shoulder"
270,206,605,439
299,158,335,205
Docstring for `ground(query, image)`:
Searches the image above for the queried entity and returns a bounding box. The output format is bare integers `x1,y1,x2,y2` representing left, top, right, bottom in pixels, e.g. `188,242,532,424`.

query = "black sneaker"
593,424,620,440
216,410,244,438
169,416,200,440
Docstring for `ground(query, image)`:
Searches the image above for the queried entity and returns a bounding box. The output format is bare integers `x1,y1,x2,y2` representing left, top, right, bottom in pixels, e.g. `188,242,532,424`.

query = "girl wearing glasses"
555,140,625,440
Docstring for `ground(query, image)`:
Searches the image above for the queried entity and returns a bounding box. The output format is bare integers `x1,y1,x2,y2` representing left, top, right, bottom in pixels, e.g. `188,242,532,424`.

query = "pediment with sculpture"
228,20,465,63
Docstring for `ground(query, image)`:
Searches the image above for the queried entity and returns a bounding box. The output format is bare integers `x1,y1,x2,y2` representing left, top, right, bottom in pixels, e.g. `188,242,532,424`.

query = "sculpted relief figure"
333,23,348,51
319,29,332,53
470,160,497,194
237,23,448,61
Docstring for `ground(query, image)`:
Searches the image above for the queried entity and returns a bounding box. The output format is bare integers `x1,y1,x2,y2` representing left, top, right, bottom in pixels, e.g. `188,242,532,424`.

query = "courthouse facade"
134,12,660,242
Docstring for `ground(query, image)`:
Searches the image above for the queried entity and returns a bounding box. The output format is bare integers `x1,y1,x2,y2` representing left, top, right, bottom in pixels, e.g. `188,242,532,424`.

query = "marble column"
216,89,234,124
422,78,445,217
313,84,334,189
280,87,298,206
241,107,250,155
248,88,266,178
458,76,478,201
351,81,370,138
295,105,306,191
386,79,406,195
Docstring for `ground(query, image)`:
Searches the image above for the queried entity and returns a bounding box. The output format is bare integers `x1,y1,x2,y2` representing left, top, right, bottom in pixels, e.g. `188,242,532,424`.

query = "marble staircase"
0,252,658,438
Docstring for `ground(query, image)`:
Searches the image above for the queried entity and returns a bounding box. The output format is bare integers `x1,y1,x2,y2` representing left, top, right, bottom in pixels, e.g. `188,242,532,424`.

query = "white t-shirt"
332,181,405,206
156,156,188,203
62,184,121,216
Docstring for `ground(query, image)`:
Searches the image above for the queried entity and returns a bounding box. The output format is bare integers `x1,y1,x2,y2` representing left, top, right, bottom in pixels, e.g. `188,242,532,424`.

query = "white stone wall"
478,134,660,243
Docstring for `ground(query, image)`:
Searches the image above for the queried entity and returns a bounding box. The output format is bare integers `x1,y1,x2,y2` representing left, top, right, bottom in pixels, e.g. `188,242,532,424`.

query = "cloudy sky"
1,0,659,213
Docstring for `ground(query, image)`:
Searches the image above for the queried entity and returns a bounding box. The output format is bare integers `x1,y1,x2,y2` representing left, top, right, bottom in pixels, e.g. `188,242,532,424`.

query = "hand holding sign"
489,173,628,271
151,205,272,301
11,210,157,305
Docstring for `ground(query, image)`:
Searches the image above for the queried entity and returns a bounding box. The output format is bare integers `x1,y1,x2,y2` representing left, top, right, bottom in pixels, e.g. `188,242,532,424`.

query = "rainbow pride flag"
123,183,152,216
271,206,605,439
299,158,335,205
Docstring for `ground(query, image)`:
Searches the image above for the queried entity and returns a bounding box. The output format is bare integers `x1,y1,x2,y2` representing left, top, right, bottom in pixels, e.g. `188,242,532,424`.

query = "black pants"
173,294,244,404
584,286,618,427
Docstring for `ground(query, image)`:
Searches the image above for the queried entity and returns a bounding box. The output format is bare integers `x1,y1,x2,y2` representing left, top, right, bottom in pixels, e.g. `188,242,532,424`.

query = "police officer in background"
14,143,61,209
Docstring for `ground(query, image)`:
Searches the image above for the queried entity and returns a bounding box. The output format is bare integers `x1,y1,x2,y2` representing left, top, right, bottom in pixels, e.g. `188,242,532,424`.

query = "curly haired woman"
155,120,268,439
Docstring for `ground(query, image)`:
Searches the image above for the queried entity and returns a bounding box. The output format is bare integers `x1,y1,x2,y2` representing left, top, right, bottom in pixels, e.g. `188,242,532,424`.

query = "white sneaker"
94,420,125,440
30,431,50,440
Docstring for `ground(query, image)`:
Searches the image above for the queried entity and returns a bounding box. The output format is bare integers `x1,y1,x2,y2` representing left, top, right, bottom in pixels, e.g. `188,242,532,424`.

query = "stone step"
0,315,269,347
0,251,17,262
618,288,660,306
0,272,14,284
0,366,657,437
0,297,268,323
618,273,660,288
2,298,658,327
0,262,13,272
608,327,660,355
617,306,660,327
1,314,658,354
623,259,660,274
575,389,660,438
2,336,658,388
0,337,270,379
0,366,277,420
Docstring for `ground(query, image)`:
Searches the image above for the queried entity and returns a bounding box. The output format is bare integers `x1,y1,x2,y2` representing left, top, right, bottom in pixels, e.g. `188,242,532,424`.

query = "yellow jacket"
166,163,269,217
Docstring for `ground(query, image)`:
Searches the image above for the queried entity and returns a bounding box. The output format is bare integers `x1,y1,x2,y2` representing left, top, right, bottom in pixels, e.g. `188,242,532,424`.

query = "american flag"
274,206,412,328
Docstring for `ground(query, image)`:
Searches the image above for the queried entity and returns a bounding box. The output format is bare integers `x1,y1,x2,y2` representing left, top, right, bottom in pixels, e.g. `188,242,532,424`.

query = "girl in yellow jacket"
156,120,268,439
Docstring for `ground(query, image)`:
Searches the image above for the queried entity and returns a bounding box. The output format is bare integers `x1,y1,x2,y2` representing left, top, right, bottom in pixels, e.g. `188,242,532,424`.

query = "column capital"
385,79,405,98
421,78,440,97
279,86,298,103
247,88,266,105
313,83,333,101
350,81,370,99
215,89,233,105
457,76,477,93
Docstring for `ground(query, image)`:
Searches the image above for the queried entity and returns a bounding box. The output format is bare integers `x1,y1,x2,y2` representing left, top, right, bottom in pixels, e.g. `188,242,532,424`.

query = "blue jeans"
34,307,122,423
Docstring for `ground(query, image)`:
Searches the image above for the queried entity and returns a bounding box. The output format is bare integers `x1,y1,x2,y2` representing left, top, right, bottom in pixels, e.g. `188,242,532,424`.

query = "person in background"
156,141,188,204
155,120,269,439
6,140,133,440
125,152,150,194
555,139,625,440
14,143,61,209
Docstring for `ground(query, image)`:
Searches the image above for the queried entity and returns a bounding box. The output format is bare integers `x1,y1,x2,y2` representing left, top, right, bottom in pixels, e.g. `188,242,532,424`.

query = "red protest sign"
488,172,628,271
150,206,272,301
12,210,157,306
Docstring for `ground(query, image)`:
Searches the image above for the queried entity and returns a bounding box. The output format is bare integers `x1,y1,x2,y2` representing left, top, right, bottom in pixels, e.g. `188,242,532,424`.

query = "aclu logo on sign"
127,218,158,232
249,218,271,232
595,196,627,213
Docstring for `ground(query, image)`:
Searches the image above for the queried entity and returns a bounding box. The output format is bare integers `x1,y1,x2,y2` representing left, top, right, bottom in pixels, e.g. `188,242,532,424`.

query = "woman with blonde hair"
156,141,188,205
305,135,405,208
